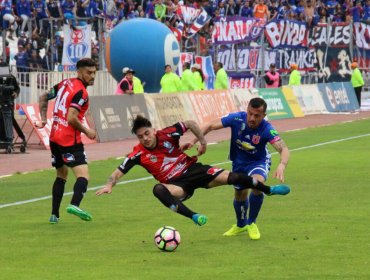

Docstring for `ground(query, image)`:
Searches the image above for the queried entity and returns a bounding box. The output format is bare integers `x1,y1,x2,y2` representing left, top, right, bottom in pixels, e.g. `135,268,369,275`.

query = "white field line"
1,133,369,209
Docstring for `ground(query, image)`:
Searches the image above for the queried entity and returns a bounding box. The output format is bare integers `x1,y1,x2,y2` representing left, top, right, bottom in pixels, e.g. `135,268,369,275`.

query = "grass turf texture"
1,119,370,279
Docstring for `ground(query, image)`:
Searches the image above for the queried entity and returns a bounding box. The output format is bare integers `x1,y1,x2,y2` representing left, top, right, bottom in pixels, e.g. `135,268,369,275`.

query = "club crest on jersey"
146,154,157,163
252,135,260,145
62,153,75,163
207,167,222,175
163,141,174,153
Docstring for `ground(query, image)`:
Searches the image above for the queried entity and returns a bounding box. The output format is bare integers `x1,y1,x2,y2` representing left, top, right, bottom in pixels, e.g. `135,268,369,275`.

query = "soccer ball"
154,226,181,252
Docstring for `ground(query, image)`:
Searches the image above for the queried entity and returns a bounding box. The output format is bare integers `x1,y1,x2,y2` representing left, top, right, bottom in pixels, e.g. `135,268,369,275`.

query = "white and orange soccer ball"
154,226,181,252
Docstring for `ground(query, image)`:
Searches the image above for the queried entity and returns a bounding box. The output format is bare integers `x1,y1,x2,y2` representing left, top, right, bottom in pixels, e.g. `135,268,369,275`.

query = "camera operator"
0,62,26,145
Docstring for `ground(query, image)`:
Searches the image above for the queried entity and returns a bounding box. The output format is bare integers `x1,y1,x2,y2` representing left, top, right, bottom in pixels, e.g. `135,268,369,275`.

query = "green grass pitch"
1,119,370,279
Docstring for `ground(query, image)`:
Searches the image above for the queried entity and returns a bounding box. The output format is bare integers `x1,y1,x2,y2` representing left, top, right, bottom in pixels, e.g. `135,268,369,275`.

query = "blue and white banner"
317,82,360,112
62,24,92,67
194,55,215,90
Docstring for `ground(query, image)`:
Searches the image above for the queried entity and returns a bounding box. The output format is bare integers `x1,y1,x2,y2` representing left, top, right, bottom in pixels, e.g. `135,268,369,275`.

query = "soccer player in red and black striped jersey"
96,115,290,226
36,58,97,224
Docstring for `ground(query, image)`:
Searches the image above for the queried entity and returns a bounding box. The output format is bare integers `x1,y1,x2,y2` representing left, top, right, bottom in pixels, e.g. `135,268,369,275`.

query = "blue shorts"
232,160,271,190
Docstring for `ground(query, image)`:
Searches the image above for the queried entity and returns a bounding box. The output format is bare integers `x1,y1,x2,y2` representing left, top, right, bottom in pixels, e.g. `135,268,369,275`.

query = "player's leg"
223,189,249,236
246,174,265,240
208,170,290,195
49,142,68,224
153,183,207,226
65,144,92,221
67,163,92,221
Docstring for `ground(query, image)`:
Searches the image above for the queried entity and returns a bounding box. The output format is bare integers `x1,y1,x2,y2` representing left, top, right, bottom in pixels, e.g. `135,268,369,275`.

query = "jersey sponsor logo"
252,135,260,145
161,157,178,172
236,139,256,151
207,167,223,175
62,153,75,163
163,141,174,153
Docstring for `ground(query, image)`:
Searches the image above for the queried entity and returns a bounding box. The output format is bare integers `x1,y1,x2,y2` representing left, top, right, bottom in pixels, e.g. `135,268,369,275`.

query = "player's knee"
153,183,166,198
227,172,239,185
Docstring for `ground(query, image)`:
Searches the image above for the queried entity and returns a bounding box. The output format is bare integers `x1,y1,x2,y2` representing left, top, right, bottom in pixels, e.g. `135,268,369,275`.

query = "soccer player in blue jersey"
184,97,290,239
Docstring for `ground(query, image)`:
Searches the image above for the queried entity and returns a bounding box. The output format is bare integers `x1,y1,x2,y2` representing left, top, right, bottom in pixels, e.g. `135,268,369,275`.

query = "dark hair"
216,62,223,68
164,64,171,70
248,97,267,113
76,58,96,69
183,62,190,69
131,115,152,134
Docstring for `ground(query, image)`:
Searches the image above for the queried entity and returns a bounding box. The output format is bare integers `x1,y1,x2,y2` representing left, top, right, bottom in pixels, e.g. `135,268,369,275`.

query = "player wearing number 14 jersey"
37,58,97,224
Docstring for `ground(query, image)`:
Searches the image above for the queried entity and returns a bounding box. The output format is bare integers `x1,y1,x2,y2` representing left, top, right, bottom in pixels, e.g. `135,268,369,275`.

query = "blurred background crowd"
1,0,370,73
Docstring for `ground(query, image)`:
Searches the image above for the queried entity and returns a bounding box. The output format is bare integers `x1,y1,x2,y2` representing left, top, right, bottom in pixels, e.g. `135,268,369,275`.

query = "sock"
234,199,248,227
247,192,264,225
153,184,195,219
52,177,66,217
227,172,271,194
70,177,88,207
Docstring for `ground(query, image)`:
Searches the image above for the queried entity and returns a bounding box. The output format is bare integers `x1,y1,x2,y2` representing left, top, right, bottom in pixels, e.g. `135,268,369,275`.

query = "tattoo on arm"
39,93,49,122
108,175,117,187
272,139,287,153
184,120,206,145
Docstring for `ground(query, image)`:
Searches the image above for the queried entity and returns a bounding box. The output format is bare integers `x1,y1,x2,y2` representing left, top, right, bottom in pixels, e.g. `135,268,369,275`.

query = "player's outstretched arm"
271,139,290,182
183,120,207,156
96,169,124,196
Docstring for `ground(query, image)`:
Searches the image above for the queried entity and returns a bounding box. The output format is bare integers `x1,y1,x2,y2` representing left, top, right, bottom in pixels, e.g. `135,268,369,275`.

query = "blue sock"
247,193,264,225
234,199,248,227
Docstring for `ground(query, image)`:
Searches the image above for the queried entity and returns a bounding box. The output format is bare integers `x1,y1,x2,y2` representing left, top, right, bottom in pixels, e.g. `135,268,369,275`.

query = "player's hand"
197,143,207,156
273,164,285,182
180,142,193,151
96,185,112,196
34,121,46,128
85,128,97,140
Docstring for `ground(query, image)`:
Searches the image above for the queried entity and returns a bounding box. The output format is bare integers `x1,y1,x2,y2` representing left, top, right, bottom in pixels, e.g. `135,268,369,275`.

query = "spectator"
46,0,64,30
14,44,30,73
33,0,50,36
155,0,167,22
264,63,281,88
160,64,181,93
122,67,145,94
42,48,53,71
61,0,77,28
350,62,364,107
1,0,19,40
180,62,196,92
254,0,270,20
364,0,370,23
213,62,228,90
349,1,363,23
240,1,253,18
115,67,135,95
288,63,301,86
303,0,318,27
29,49,43,71
191,63,205,90
16,0,32,36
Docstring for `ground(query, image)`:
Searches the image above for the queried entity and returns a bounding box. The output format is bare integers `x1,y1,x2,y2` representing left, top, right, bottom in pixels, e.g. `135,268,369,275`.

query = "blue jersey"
221,111,281,168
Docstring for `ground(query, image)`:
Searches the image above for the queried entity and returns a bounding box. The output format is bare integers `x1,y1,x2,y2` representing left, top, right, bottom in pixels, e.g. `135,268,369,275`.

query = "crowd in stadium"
1,0,370,72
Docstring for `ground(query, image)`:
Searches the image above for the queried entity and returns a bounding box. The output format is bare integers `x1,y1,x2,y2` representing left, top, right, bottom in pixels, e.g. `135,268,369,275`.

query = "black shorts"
167,162,224,200
50,141,87,169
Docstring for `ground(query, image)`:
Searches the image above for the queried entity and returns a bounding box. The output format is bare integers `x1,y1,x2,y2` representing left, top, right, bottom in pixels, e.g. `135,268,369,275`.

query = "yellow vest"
133,76,144,94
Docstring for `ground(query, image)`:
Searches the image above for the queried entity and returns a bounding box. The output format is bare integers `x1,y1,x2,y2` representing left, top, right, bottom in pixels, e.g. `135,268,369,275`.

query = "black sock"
70,177,88,207
227,172,271,194
52,177,66,217
153,184,196,218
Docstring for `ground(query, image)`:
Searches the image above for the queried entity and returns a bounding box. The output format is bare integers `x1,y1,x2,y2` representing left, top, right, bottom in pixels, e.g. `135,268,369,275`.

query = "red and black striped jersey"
118,122,197,183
